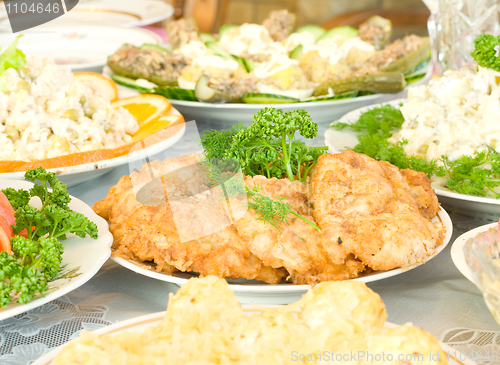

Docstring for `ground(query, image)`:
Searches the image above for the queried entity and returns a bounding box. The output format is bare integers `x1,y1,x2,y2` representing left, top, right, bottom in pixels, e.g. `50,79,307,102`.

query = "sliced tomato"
0,191,15,226
0,216,12,254
17,228,28,238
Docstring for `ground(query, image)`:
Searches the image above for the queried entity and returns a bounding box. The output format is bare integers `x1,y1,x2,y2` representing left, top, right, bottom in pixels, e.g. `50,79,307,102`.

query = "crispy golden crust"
309,150,445,271
93,154,285,284
93,151,444,284
400,168,440,219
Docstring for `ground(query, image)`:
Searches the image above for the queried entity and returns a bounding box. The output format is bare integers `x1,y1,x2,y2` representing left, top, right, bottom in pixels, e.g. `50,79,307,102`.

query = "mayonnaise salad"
218,24,287,61
303,36,376,65
390,65,500,162
0,56,139,162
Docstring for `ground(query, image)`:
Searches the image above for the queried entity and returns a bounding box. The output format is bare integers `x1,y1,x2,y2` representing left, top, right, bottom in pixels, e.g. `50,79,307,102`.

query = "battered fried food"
309,150,445,271
235,176,365,284
93,153,286,283
93,150,445,284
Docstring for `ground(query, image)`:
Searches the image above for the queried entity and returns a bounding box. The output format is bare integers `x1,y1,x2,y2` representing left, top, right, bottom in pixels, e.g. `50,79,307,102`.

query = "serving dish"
113,66,431,125
0,114,186,188
110,207,452,305
0,177,113,322
0,0,174,29
450,223,497,283
0,25,161,73
33,308,475,365
325,99,500,220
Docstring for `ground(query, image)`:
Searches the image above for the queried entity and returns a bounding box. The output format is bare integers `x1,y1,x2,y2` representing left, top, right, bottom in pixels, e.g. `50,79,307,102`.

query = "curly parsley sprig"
0,168,98,307
200,108,328,183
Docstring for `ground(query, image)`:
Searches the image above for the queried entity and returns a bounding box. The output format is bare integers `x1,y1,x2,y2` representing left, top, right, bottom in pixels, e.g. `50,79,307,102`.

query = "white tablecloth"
0,118,499,364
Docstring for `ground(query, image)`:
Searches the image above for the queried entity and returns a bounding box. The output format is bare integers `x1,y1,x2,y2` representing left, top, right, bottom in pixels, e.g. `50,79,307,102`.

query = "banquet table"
0,113,499,364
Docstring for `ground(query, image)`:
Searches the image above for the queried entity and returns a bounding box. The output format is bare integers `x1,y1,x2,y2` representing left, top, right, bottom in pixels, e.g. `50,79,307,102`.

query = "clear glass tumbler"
437,0,499,71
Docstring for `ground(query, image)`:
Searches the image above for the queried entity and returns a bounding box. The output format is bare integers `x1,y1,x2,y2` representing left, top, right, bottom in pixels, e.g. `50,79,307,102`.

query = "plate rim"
114,65,432,111
109,207,452,293
0,177,113,321
0,0,174,28
32,309,476,365
0,116,186,180
450,222,497,283
325,98,500,207
0,24,162,71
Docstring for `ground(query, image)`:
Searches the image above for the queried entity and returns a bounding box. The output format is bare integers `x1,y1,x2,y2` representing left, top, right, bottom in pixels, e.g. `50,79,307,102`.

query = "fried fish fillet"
309,150,445,271
93,153,285,284
234,176,365,284
94,150,444,284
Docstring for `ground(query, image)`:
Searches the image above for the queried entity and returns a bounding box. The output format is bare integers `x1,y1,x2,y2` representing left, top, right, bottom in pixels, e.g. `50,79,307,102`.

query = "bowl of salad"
325,34,500,219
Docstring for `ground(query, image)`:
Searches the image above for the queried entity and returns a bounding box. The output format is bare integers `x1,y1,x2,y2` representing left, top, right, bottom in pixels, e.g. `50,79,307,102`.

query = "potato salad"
391,66,500,162
0,56,139,162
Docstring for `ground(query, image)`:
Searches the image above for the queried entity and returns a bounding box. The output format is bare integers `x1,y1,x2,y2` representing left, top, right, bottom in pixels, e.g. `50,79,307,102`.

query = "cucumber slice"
243,58,257,72
242,93,300,104
300,91,358,102
199,32,217,43
405,58,430,75
218,24,238,38
206,41,232,60
141,44,170,53
230,55,255,72
111,74,153,93
290,45,304,60
294,25,326,40
318,26,358,41
154,86,197,101
195,75,237,103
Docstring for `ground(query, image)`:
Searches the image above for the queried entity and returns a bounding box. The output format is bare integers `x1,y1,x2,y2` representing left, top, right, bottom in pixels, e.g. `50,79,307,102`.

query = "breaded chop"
309,150,445,271
94,150,445,284
400,168,440,219
93,153,286,284
234,176,365,284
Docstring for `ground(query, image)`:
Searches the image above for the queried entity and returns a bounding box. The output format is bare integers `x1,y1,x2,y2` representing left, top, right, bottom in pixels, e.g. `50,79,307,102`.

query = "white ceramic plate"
0,110,186,188
112,66,432,126
32,309,476,365
0,24,161,73
110,207,452,305
451,222,497,283
0,0,174,29
325,99,500,220
0,177,112,321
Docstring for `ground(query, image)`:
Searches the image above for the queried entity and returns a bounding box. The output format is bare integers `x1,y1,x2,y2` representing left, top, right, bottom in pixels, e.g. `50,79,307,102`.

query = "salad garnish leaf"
0,35,26,92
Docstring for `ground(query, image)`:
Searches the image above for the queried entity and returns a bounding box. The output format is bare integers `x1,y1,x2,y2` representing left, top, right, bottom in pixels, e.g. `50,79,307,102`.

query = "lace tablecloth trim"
0,296,111,364
440,327,500,365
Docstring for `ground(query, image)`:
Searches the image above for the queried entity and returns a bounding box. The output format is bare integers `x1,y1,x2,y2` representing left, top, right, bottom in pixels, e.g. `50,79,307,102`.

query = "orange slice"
112,94,172,125
73,72,119,101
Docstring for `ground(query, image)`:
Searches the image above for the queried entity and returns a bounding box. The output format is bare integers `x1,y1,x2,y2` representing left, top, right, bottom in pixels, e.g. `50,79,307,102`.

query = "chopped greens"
0,168,98,307
330,105,500,198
